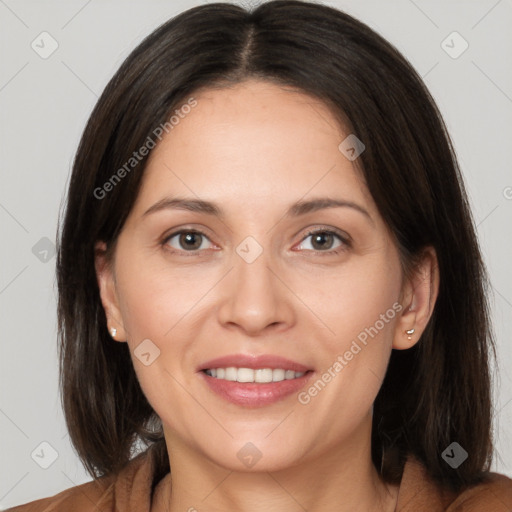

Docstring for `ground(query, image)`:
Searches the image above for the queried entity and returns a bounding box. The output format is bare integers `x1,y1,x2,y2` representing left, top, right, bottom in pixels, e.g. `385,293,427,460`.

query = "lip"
197,353,314,408
199,370,314,408
198,354,312,373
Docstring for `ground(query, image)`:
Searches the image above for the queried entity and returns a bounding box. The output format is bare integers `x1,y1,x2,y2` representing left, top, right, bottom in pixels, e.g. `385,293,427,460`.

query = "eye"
163,229,214,254
296,229,350,255
162,227,351,256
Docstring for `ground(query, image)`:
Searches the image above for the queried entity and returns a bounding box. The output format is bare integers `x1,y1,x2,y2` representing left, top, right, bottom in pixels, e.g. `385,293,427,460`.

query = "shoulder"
5,447,157,512
445,471,512,511
397,455,512,511
4,477,115,512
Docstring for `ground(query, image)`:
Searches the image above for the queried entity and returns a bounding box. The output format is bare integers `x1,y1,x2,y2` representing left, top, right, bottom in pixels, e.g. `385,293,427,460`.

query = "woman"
8,1,512,510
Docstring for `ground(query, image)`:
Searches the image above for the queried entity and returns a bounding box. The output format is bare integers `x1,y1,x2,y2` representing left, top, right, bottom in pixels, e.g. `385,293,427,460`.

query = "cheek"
114,253,212,341
314,251,402,350
112,253,220,404
112,255,206,426
303,249,402,412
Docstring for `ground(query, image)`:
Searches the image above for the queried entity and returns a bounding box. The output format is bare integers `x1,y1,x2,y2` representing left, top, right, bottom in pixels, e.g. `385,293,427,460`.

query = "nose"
216,244,296,336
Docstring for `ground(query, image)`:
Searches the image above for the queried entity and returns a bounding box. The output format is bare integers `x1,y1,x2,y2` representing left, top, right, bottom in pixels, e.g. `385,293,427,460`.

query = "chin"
199,437,309,473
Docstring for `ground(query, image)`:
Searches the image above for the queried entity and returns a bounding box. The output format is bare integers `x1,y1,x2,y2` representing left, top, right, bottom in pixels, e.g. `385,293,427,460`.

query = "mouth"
198,354,314,407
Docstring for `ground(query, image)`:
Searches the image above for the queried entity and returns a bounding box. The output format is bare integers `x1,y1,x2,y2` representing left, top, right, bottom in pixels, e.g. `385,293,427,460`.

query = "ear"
393,246,439,350
94,241,127,342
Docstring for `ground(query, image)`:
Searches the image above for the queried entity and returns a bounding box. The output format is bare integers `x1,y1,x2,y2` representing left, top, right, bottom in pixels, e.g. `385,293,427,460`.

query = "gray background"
1,0,511,508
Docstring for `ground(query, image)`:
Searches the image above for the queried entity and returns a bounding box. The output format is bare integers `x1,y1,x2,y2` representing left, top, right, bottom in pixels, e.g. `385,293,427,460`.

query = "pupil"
313,232,332,250
181,232,201,250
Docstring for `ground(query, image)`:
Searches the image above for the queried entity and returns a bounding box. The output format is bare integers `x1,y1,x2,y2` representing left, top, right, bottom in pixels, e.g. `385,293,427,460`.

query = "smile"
203,367,306,383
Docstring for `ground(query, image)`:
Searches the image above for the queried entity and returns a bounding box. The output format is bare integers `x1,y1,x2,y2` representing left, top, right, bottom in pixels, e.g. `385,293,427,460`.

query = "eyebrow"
142,196,373,224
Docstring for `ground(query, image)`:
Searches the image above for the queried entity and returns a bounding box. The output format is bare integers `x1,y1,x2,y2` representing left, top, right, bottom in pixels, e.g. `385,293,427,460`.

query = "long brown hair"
56,0,496,493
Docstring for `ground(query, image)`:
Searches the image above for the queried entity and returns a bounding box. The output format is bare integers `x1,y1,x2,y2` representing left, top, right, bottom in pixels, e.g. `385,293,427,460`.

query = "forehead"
131,79,374,218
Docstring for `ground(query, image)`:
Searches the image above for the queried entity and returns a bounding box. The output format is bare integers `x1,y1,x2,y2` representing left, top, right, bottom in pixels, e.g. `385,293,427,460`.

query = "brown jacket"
6,444,512,511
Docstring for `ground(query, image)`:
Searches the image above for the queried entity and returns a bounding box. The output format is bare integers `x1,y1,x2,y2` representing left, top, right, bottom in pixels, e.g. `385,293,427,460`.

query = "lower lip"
199,371,314,407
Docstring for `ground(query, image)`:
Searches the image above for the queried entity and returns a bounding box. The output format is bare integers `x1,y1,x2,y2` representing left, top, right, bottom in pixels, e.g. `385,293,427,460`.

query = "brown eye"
297,229,350,254
164,230,213,252
309,232,337,250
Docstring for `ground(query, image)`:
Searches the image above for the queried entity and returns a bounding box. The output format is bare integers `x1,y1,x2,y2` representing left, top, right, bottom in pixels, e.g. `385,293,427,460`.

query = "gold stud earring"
405,328,415,340
110,327,117,338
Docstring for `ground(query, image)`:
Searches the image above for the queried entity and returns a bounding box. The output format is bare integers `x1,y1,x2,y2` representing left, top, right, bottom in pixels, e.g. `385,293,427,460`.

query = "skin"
95,79,439,512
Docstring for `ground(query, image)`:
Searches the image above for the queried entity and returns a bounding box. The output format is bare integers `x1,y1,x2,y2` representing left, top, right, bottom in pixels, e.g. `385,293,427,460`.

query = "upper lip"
199,354,312,373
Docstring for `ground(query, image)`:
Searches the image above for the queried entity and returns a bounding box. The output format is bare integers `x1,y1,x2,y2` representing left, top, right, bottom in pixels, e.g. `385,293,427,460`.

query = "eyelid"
300,225,352,244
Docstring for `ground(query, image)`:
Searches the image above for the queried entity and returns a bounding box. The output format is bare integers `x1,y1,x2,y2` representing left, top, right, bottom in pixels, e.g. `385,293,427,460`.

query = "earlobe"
94,241,127,342
393,246,439,350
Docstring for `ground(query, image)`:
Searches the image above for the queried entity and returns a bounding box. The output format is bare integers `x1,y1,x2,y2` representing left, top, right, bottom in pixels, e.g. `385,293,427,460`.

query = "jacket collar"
395,455,455,511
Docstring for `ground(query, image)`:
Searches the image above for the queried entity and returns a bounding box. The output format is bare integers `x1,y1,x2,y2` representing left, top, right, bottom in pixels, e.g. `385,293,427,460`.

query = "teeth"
271,369,285,382
204,367,306,383
285,370,295,380
225,367,237,381
238,367,257,382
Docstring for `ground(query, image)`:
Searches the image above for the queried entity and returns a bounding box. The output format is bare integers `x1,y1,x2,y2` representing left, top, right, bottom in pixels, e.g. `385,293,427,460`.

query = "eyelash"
161,227,351,257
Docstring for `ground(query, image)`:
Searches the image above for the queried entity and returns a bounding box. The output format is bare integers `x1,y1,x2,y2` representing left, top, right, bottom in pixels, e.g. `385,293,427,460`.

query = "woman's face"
97,79,416,472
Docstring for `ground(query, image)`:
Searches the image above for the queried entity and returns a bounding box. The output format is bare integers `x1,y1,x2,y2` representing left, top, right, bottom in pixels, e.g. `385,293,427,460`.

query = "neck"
161,415,399,512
